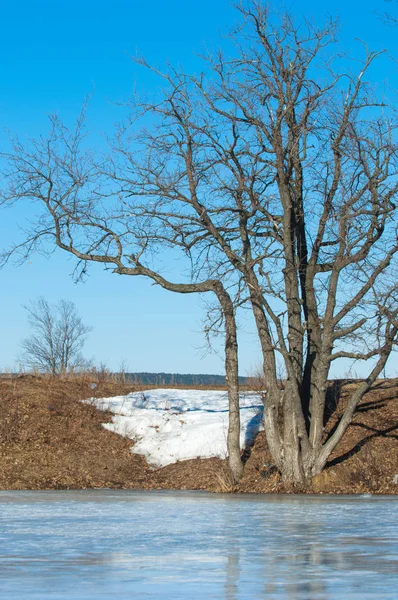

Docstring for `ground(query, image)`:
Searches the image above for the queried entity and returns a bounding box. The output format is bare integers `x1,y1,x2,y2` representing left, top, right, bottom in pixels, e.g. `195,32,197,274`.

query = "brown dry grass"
0,374,397,493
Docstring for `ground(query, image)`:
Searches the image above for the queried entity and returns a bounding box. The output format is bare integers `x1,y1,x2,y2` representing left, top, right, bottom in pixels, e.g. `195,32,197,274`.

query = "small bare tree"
21,298,91,375
2,1,398,483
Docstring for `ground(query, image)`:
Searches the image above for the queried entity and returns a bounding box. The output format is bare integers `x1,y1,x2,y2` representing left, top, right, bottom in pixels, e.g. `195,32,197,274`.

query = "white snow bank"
89,389,264,467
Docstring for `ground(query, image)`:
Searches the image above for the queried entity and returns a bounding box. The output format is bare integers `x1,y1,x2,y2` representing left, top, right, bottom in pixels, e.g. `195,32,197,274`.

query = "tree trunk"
227,384,244,482
224,312,244,482
217,284,244,482
262,383,318,486
280,397,306,484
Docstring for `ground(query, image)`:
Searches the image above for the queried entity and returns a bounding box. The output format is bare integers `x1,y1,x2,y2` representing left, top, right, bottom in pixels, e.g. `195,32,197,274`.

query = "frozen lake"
0,491,397,599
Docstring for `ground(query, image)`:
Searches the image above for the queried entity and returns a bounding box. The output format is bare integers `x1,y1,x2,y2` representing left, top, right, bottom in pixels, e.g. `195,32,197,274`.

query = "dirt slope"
0,375,397,493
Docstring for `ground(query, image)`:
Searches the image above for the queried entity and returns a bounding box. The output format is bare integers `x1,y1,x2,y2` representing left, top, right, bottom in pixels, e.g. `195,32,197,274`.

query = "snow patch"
89,389,263,467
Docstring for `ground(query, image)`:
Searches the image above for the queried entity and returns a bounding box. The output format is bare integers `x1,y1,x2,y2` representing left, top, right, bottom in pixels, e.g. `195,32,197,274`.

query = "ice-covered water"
0,491,397,599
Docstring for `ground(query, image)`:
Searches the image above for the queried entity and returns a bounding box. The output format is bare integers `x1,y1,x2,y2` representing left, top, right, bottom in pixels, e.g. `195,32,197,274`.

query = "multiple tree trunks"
2,2,398,484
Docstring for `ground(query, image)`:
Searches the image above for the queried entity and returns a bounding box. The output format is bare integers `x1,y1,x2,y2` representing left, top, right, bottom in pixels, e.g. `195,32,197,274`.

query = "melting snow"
89,389,264,467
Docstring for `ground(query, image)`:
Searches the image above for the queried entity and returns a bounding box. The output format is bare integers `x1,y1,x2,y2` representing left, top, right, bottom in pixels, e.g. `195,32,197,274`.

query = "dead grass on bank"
0,374,397,493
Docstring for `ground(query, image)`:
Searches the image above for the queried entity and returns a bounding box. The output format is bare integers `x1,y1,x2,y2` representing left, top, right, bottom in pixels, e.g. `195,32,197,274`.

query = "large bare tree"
2,2,398,483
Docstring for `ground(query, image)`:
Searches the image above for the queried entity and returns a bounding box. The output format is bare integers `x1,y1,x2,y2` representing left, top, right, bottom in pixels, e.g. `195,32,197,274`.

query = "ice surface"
89,389,264,466
0,491,397,600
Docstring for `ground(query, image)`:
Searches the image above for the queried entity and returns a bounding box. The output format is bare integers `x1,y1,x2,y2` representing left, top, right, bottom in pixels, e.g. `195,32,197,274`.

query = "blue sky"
0,0,397,375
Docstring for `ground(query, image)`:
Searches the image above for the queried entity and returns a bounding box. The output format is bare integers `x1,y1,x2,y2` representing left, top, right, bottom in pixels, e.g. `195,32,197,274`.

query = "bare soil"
0,375,397,494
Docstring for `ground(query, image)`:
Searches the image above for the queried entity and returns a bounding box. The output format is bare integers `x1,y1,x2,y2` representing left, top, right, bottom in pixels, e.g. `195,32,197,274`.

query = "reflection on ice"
0,491,396,599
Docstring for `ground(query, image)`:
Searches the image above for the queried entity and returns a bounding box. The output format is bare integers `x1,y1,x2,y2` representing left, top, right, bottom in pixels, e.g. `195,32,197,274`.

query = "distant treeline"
0,371,249,386
124,372,248,386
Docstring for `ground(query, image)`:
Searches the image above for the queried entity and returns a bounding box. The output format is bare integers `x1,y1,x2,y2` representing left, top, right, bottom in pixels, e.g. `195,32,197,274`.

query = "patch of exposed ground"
0,375,397,493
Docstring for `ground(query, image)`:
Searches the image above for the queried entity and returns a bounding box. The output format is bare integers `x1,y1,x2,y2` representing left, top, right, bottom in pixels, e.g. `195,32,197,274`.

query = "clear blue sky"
0,0,397,375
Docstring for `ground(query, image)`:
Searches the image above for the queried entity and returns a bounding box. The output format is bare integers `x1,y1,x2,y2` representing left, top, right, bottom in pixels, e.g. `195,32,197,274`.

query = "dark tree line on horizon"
124,372,248,386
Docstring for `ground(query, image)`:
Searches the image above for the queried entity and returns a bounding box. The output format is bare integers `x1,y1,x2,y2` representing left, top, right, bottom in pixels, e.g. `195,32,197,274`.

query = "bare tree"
21,298,91,375
2,2,398,483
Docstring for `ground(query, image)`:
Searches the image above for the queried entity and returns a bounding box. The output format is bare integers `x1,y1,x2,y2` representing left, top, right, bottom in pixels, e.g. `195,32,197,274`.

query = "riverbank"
0,375,397,493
